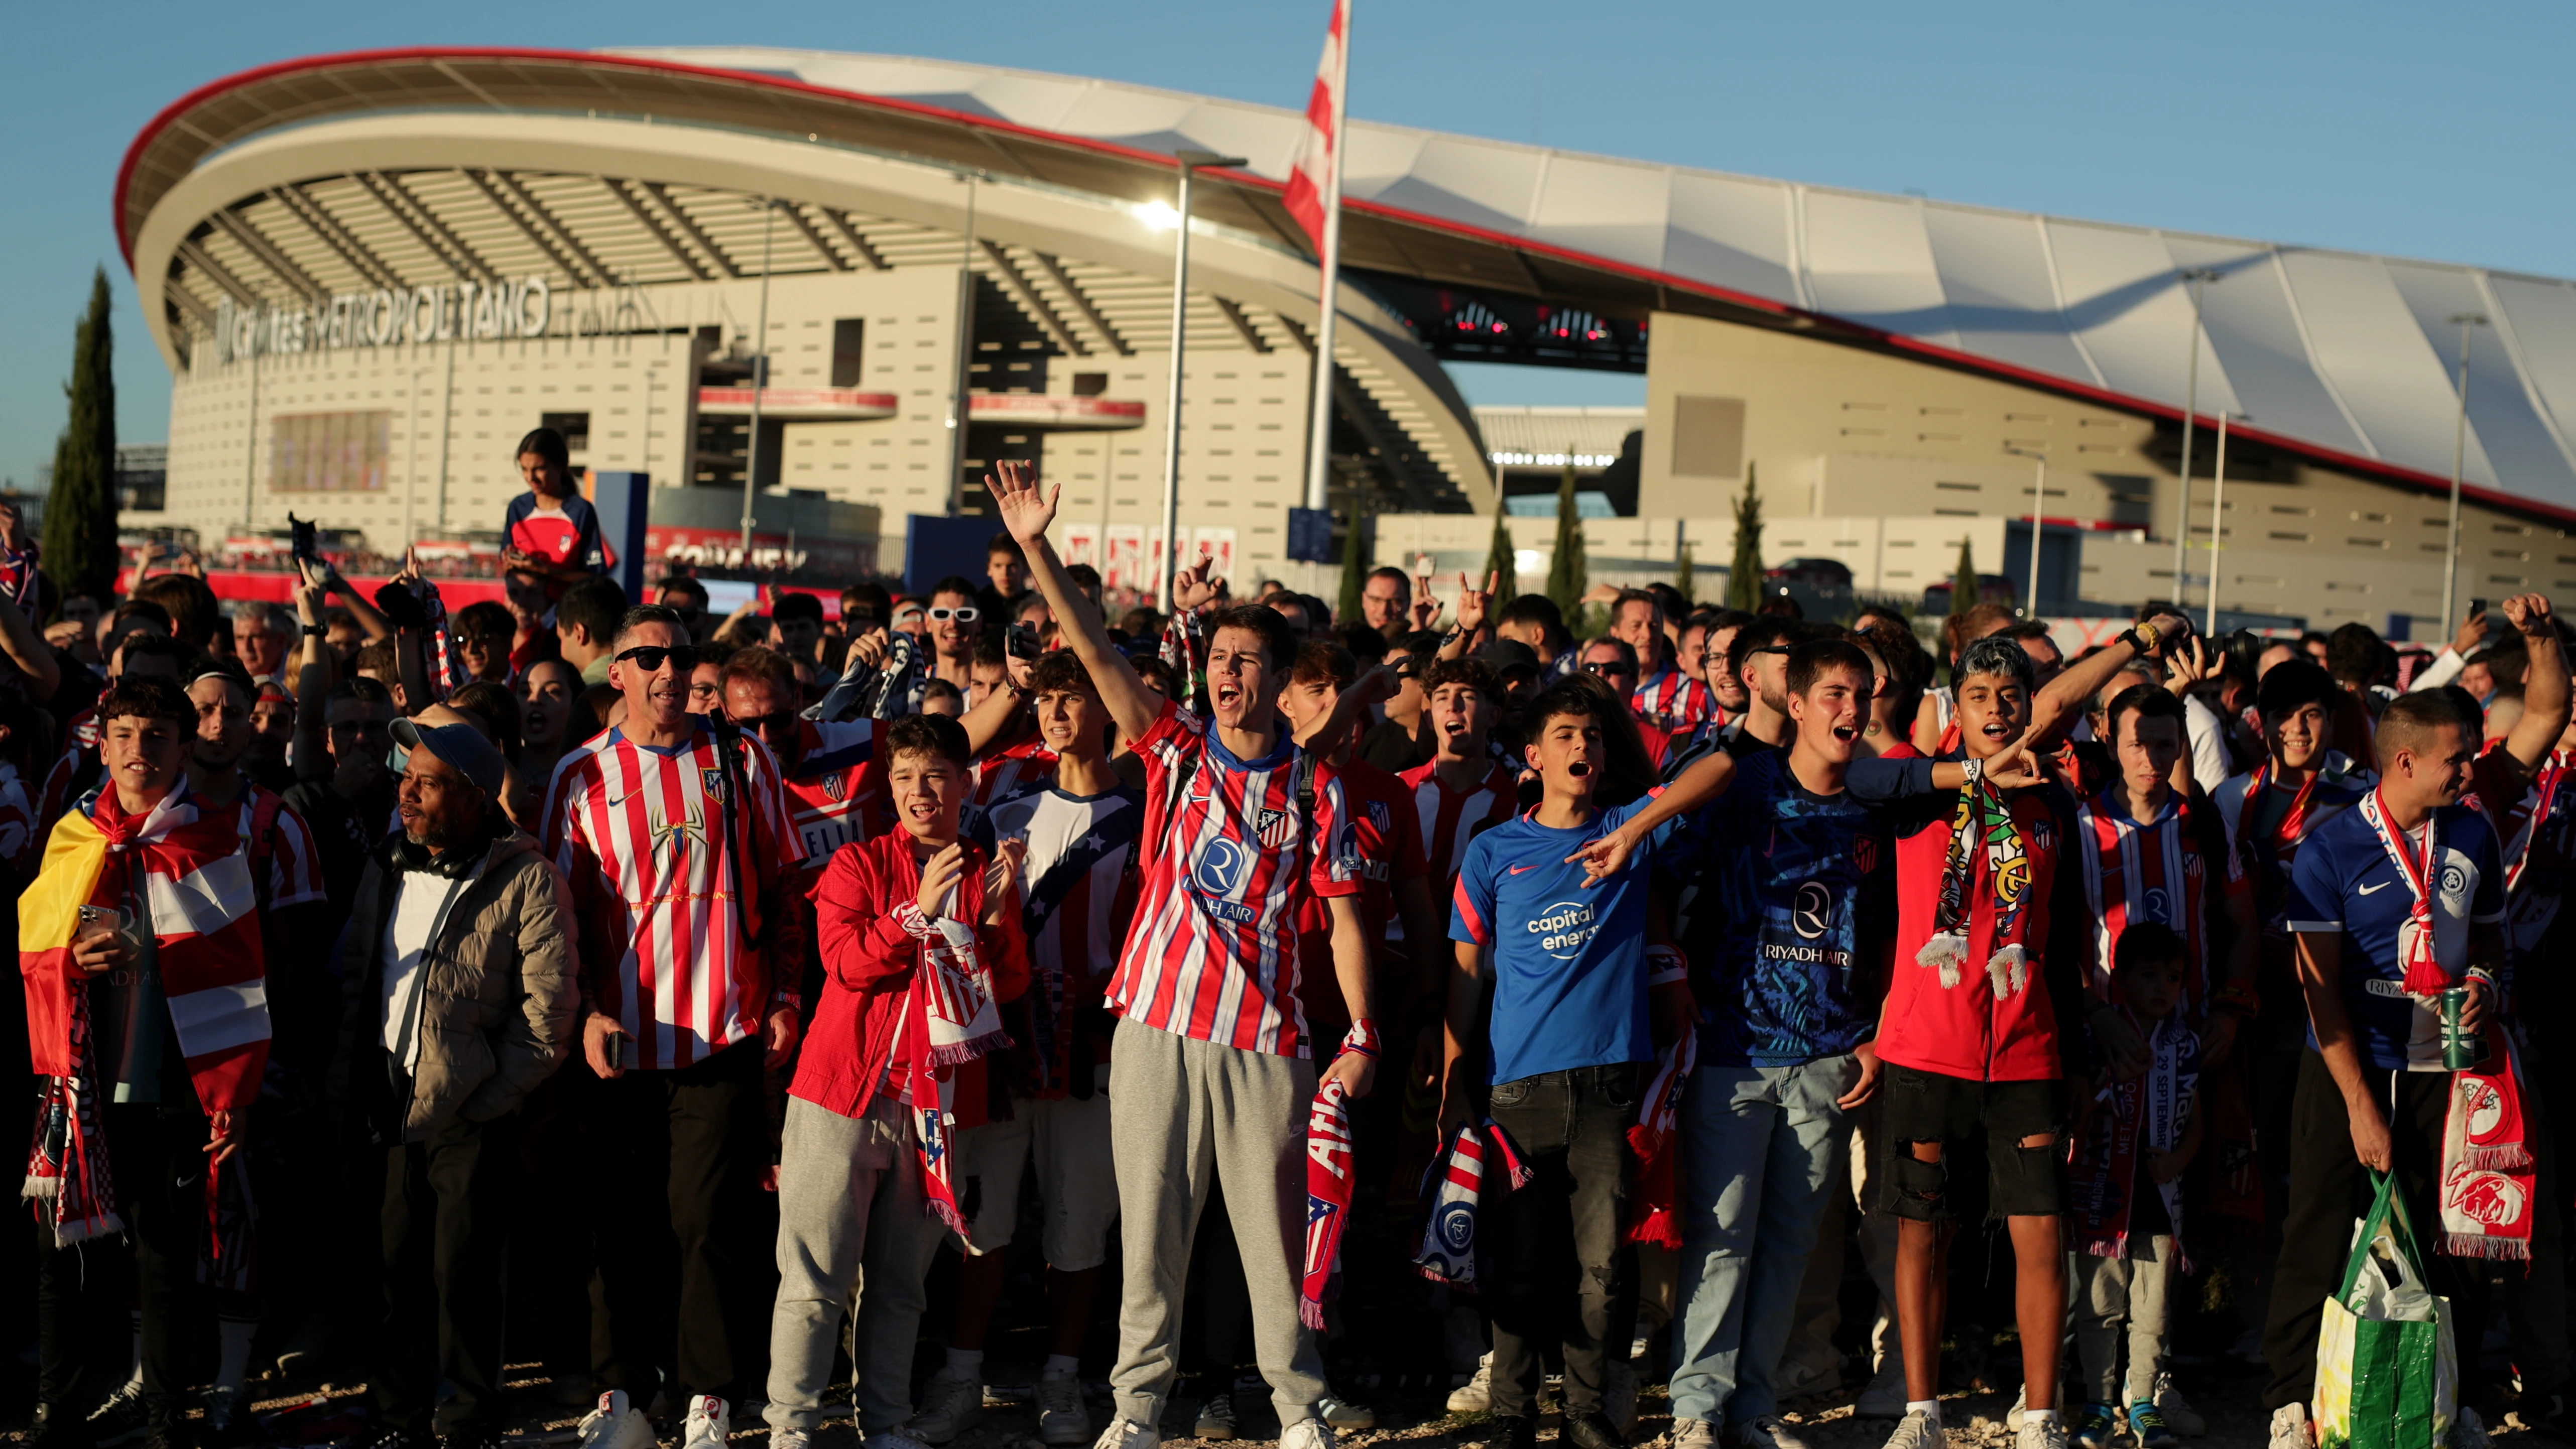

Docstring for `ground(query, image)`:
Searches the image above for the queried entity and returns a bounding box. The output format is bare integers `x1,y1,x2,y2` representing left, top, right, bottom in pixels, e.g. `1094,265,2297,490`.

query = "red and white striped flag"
1281,0,1348,254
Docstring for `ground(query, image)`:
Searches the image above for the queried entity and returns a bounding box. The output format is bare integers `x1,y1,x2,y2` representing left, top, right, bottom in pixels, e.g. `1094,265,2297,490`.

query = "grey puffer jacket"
335,824,578,1140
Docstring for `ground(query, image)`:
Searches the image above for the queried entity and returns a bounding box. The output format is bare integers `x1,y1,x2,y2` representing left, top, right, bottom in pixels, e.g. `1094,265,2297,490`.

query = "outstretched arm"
2026,610,2195,749
2500,594,2568,774
986,460,1161,745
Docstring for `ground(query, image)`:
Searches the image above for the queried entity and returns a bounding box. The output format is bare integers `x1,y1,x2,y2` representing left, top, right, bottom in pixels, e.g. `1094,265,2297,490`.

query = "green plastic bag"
2312,1170,2457,1449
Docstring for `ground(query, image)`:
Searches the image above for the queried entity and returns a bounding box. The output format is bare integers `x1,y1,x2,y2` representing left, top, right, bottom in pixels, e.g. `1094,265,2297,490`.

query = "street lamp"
2168,267,2223,607
737,198,784,562
946,171,988,518
1154,148,1247,615
2204,412,2241,638
2005,444,2046,616
2440,312,2490,629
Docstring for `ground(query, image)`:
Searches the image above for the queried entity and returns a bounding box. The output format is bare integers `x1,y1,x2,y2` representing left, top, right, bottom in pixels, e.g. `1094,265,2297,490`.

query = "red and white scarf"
2356,789,2451,998
1624,1029,1697,1249
1301,1079,1356,1328
2076,789,2210,1003
1411,1121,1531,1288
2440,1019,2536,1261
891,898,1012,1238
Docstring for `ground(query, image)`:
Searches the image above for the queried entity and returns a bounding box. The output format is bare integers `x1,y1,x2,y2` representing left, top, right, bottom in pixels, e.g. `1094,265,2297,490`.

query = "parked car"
1765,556,1856,591
1919,573,2019,614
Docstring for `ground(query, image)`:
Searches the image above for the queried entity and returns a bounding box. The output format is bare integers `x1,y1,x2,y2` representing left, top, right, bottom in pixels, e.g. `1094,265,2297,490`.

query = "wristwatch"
300,624,325,637
2117,620,2161,656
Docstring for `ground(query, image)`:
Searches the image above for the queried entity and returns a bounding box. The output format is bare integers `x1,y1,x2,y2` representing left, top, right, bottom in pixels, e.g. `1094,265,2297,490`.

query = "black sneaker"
1483,1417,1537,1449
87,1386,148,1449
141,1398,193,1449
30,1401,95,1449
439,1430,507,1449
1564,1409,1627,1449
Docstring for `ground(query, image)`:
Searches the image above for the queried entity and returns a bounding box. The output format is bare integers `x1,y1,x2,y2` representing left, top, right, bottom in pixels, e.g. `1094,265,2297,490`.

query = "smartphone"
604,1032,623,1071
2471,597,2488,619
289,513,320,567
75,905,128,944
1007,623,1041,662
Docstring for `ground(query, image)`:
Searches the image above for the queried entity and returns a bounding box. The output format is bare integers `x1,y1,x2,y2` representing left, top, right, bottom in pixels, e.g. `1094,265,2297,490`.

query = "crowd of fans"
8,428,2574,1449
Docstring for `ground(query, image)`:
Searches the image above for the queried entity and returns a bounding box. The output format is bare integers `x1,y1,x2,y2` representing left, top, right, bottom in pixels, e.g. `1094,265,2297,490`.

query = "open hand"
984,837,1028,899
2164,635,2211,692
917,842,968,918
985,459,1057,546
206,1108,246,1166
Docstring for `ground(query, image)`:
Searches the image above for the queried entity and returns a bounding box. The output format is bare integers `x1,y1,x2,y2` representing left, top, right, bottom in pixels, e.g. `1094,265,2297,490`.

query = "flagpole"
1301,0,1348,522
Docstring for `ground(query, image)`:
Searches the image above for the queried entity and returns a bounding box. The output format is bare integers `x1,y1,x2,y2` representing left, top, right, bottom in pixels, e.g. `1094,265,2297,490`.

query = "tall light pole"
2440,313,2490,629
2168,267,2223,607
945,172,987,517
2006,444,2047,615
2204,412,2237,637
739,198,778,562
1154,149,1246,615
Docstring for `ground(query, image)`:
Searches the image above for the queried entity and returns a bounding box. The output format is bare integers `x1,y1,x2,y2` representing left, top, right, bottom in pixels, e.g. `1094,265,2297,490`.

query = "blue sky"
6,0,2572,493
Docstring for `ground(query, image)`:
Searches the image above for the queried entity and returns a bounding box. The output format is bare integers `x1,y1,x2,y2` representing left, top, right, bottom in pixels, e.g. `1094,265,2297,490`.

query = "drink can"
2442,986,2476,1071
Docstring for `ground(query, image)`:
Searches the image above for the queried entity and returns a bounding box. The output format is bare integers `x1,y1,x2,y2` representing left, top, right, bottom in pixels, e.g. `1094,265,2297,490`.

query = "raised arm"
2025,611,2195,749
2500,593,2568,774
986,459,1161,745
1438,572,1496,663
326,564,395,642
0,590,59,703
291,564,338,782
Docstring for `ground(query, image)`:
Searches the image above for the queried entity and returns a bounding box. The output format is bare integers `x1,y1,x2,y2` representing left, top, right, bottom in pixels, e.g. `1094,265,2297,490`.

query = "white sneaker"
1091,1416,1159,1449
772,1430,812,1449
2455,1406,2493,1449
1878,1411,1942,1449
579,1391,659,1449
1194,1392,1237,1441
1733,1416,1811,1449
1855,1360,1908,1420
1280,1418,1335,1449
1605,1359,1639,1435
1318,1397,1375,1430
905,1370,986,1445
1671,1421,1719,1449
2008,1386,2026,1430
2266,1403,2312,1449
2015,1414,2070,1449
2151,1375,2203,1437
1446,1355,1494,1414
1037,1375,1090,1447
682,1396,732,1449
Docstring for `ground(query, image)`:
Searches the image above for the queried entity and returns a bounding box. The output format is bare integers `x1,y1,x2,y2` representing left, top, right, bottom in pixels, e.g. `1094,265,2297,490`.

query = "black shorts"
1875,1062,2063,1223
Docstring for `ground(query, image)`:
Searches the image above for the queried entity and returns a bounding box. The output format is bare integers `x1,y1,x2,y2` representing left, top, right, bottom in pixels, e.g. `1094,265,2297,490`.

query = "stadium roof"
119,45,2576,519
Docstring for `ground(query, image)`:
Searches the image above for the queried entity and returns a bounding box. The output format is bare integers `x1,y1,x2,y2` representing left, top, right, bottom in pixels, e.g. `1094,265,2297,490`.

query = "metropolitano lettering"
212,278,552,364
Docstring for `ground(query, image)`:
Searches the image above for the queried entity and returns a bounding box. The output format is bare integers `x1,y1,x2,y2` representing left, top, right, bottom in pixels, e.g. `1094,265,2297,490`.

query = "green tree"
1723,462,1765,613
1335,492,1368,624
1482,488,1517,602
1674,539,1696,605
44,268,119,605
1948,535,1978,617
1544,459,1586,621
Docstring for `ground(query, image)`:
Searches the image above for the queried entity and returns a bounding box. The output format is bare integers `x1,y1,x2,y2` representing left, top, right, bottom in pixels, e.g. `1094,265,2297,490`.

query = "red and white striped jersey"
1632,669,1719,733
974,782,1147,1097
544,722,808,1070
780,718,888,867
226,788,327,911
1107,700,1359,1058
37,706,100,837
1400,758,1521,905
973,737,1061,806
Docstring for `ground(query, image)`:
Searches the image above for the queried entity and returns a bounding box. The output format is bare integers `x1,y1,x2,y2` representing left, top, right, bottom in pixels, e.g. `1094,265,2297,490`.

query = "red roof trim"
118,46,2576,529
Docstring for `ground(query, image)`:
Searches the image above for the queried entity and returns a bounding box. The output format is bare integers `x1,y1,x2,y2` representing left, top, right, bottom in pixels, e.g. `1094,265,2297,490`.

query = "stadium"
119,45,2576,631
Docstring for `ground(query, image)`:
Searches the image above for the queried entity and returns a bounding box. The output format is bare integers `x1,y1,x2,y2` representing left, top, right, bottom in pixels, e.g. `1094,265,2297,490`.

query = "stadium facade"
120,46,2576,629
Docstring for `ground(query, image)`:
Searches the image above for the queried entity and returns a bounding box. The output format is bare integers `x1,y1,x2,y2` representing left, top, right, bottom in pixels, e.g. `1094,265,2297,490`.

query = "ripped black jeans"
1483,1062,1641,1420
1874,1061,2065,1221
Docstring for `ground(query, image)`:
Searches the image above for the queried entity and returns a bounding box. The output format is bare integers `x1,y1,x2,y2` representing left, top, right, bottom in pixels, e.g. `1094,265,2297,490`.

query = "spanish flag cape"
21,782,270,1246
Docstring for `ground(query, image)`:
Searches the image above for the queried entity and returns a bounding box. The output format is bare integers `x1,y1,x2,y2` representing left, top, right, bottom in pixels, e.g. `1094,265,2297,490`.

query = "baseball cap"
390,715,506,796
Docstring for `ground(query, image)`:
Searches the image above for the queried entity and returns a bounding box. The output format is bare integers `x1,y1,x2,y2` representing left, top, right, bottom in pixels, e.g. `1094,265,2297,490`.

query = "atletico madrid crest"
701,768,728,802
822,772,846,802
1258,809,1295,849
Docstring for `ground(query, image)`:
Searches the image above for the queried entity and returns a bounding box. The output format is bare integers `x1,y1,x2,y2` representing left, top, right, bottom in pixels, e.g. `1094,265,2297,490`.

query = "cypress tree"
45,267,120,605
1723,462,1765,613
1544,459,1586,623
1482,488,1517,602
1948,535,1979,617
1335,492,1368,624
1674,539,1696,606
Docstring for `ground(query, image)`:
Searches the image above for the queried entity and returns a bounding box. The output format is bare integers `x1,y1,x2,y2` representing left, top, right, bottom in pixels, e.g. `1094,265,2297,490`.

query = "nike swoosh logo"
1510,864,1539,875
2358,880,2393,895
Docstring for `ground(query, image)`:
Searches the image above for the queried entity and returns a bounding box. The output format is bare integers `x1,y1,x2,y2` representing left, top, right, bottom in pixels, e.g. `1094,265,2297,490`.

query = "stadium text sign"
212,278,551,364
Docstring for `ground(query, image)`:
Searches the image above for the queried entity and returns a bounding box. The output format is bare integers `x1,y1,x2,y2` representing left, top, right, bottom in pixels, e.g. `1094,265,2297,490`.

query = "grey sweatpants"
2073,1235,2173,1406
763,1095,946,1435
1107,1018,1327,1430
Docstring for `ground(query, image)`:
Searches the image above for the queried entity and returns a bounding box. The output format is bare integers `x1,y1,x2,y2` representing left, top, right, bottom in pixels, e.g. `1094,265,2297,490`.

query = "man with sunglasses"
545,607,808,1449
1577,638,1671,770
920,576,986,707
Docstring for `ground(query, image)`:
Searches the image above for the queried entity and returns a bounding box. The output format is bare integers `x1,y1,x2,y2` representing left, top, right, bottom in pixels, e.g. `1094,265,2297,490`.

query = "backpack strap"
708,717,758,959
240,785,286,913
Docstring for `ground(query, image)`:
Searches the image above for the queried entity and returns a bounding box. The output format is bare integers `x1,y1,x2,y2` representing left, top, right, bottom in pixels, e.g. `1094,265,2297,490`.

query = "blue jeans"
1668,1053,1859,1430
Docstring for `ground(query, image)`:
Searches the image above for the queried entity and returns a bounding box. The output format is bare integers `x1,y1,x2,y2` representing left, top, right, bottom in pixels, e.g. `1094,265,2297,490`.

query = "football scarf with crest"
1917,779,2034,997
2439,1020,2536,1262
891,890,1013,1239
1411,1121,1531,1287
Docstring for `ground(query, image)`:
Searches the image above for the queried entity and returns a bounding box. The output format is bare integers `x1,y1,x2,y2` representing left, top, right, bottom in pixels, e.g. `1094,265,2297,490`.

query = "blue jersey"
1674,751,1894,1067
2284,800,2507,1071
1451,792,1675,1086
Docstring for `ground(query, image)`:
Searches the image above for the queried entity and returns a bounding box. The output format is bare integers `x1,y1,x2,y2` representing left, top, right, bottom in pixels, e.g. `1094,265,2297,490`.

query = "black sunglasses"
617,644,700,673
1581,661,1635,677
